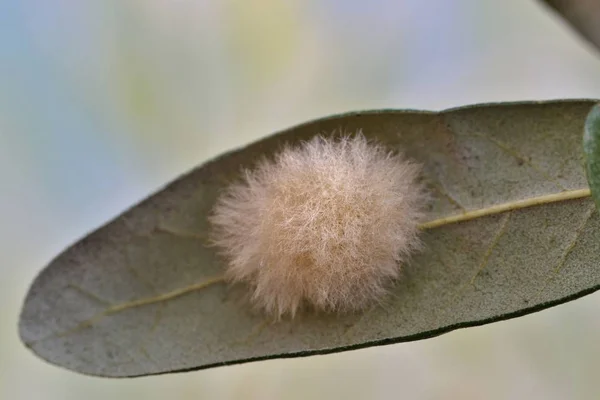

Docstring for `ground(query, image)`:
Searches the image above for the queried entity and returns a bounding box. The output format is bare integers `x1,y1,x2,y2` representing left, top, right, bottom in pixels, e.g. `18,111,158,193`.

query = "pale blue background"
2,1,600,399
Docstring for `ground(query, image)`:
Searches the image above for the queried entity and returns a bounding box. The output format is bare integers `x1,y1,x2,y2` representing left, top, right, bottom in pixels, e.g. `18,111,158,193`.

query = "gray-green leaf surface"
19,100,600,377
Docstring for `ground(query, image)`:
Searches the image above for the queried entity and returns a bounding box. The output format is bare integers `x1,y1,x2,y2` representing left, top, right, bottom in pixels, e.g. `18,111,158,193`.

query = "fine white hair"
210,133,426,318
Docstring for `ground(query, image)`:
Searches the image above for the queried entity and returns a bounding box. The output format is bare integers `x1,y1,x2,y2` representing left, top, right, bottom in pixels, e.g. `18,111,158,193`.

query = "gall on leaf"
209,133,427,318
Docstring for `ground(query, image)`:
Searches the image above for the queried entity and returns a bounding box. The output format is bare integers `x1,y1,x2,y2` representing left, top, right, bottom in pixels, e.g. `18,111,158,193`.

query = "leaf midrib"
25,187,592,346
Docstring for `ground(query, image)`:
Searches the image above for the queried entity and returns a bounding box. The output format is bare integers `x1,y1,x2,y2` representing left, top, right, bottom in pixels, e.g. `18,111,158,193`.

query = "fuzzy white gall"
209,134,426,318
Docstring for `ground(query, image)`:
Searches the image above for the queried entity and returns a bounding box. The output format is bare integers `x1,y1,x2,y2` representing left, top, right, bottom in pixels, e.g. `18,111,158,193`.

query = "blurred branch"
540,0,600,53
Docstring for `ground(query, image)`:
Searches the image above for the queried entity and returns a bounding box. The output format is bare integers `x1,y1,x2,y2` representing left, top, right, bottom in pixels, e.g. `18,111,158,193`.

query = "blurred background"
2,0,600,399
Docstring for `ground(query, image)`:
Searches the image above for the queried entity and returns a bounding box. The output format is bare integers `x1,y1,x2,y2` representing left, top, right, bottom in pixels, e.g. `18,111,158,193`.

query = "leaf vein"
29,190,593,345
535,203,596,299
469,212,511,285
66,284,111,306
27,276,225,345
469,132,566,190
420,189,590,229
427,180,466,212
